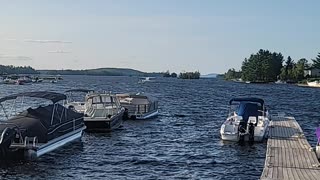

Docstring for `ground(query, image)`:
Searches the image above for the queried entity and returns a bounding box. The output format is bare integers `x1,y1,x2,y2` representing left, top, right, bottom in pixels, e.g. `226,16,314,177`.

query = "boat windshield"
87,95,120,107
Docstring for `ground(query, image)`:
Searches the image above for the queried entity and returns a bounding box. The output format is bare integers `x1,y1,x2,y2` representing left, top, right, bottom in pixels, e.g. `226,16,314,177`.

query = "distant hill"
200,73,217,78
38,68,162,77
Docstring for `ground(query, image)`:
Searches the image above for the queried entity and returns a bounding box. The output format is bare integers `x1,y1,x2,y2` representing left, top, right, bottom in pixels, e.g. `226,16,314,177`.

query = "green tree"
241,49,283,82
171,72,177,78
163,70,171,77
179,71,200,79
294,58,308,81
0,65,38,75
224,68,241,80
311,52,320,68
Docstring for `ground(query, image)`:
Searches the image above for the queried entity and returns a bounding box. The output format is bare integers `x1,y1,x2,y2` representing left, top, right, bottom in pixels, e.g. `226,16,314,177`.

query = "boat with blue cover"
220,98,270,142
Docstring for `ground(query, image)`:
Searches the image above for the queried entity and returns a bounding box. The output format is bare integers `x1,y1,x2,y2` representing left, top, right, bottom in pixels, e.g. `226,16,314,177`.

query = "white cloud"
4,38,18,41
0,54,32,61
24,39,72,43
4,38,72,44
48,50,71,53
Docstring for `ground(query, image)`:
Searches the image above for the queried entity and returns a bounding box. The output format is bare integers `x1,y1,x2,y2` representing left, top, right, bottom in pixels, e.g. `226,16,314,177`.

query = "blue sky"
0,0,319,74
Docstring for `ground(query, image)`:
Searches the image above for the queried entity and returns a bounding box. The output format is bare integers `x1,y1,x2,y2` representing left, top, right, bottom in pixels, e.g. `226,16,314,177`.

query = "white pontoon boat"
84,93,125,132
116,93,158,120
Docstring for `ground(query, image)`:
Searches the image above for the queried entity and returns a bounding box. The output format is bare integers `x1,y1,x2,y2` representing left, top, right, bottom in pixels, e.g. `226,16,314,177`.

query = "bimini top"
229,97,264,105
0,91,66,103
65,89,94,93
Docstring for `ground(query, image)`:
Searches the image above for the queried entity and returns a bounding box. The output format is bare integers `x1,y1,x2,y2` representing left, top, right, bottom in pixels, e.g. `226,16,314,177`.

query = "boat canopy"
229,98,264,106
0,91,66,103
65,89,93,93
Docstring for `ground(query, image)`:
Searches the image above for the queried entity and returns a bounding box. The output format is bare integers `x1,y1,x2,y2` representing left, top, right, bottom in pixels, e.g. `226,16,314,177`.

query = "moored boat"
84,93,125,132
116,93,158,120
307,81,320,87
0,91,85,160
64,89,94,113
138,77,155,84
220,98,270,142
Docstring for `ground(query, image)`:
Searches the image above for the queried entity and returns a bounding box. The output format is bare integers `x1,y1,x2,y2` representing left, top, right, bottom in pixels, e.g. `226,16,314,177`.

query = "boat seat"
224,124,235,133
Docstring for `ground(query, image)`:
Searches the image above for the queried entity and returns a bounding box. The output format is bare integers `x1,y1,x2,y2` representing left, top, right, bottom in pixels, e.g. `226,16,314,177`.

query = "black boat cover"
0,104,84,143
0,91,66,103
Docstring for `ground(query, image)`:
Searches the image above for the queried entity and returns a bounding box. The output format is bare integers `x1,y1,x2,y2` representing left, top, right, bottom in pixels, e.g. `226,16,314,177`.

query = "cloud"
0,54,32,61
48,50,71,53
24,39,72,44
4,38,18,41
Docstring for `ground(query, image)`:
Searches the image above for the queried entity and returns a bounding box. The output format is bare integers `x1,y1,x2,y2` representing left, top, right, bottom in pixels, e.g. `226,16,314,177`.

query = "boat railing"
0,122,24,144
48,117,83,136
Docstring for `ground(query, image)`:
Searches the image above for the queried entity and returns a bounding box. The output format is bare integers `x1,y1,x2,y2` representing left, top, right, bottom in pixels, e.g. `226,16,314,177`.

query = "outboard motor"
248,117,257,142
123,108,129,120
237,102,259,142
238,121,247,142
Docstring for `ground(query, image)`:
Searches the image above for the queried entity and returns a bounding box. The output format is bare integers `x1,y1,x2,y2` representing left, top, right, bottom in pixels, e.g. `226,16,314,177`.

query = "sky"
0,0,319,74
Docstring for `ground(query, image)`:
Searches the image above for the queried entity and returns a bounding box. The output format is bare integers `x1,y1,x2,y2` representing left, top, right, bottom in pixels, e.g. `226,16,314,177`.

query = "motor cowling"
238,122,247,142
248,123,255,142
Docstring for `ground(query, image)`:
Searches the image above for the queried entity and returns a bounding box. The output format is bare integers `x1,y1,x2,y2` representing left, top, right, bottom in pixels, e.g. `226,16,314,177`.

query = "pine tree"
312,53,320,68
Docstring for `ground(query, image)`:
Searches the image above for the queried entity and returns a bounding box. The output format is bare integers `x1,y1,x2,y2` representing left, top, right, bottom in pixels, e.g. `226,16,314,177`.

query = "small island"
179,71,200,79
224,49,320,84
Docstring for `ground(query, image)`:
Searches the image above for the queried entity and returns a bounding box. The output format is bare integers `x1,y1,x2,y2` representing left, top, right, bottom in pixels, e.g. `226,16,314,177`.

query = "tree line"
225,49,320,83
163,70,200,79
0,65,38,75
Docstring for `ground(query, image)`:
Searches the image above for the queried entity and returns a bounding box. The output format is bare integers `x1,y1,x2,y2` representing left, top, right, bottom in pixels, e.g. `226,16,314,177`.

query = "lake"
0,76,319,180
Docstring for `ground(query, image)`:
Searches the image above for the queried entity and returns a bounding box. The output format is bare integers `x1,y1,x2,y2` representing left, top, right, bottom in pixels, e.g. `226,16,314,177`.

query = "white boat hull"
307,81,320,87
136,110,159,120
36,126,85,157
220,117,269,142
221,131,266,142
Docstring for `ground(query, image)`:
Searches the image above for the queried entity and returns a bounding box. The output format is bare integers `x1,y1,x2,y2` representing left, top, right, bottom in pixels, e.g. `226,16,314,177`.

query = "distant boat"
275,80,287,84
307,81,320,87
138,77,155,84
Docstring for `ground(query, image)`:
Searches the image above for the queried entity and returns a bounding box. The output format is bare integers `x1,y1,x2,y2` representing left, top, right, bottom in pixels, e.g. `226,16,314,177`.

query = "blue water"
0,76,319,180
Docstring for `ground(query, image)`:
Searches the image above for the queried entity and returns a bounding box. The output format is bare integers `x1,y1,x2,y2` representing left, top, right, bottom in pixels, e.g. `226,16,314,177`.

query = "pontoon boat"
116,93,158,120
64,89,94,113
0,91,85,160
84,93,125,132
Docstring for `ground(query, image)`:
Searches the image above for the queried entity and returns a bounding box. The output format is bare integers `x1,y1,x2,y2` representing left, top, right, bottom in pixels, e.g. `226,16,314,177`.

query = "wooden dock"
261,115,320,180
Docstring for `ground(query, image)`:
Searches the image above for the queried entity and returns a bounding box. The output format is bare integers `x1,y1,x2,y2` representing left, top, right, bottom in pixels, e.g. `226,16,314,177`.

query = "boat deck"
261,115,320,180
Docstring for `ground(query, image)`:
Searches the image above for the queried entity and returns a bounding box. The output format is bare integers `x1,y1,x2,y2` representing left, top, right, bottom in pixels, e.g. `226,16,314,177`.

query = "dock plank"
260,115,320,180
